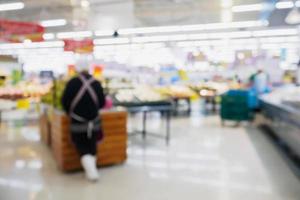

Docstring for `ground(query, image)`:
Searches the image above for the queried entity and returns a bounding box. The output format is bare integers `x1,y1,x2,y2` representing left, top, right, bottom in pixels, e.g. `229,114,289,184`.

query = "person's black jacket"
62,72,105,121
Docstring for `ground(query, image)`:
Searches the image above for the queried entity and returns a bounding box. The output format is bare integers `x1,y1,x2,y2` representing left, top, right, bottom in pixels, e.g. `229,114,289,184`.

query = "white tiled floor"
0,112,300,200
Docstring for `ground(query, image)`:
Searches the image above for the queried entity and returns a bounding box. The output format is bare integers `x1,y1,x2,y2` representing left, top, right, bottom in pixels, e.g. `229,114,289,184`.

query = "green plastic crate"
220,94,253,122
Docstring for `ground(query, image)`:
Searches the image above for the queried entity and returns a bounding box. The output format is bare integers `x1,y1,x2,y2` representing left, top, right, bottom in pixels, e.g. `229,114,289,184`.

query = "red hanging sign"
0,19,45,42
64,39,94,53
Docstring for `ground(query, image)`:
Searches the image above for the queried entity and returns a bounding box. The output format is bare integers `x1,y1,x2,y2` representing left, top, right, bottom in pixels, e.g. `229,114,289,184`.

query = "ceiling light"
94,38,129,45
275,1,294,9
209,31,252,39
81,0,90,8
56,31,92,39
118,26,181,35
259,37,286,43
40,19,67,27
132,36,168,43
296,1,300,7
253,28,298,37
181,24,205,31
188,34,208,40
43,33,55,40
204,20,267,30
118,20,265,35
168,34,188,41
34,41,64,48
232,4,263,12
0,41,64,50
221,0,233,8
0,2,24,11
94,30,115,37
221,10,233,23
285,7,300,24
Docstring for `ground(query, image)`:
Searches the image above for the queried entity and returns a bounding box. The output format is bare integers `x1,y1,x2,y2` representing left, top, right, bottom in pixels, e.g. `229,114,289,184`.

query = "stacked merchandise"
112,85,169,107
189,82,229,97
156,85,197,115
0,82,52,100
156,85,197,99
41,79,66,110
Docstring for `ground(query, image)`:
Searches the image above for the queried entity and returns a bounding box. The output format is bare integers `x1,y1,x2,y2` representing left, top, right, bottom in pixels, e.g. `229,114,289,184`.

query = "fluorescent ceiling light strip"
40,19,67,27
56,31,92,39
259,36,299,43
81,0,90,8
94,30,115,36
118,20,265,35
229,20,268,28
33,41,64,48
0,2,24,11
23,41,64,48
188,34,208,40
118,27,160,35
0,41,64,50
168,34,188,41
231,39,257,44
132,34,188,43
156,26,182,33
221,0,233,8
43,33,55,40
177,41,196,47
94,38,129,45
275,1,294,9
253,28,298,36
181,25,205,31
259,37,285,43
132,36,168,43
0,43,24,50
285,36,300,42
209,31,252,39
202,21,267,30
232,4,263,12
143,43,165,48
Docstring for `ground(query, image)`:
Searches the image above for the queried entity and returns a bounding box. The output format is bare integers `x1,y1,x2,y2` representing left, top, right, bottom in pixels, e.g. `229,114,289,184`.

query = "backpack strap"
78,75,99,108
69,74,99,122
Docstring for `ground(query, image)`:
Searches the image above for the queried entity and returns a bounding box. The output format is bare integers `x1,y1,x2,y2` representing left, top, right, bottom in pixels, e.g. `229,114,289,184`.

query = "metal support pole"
166,110,171,145
142,111,147,139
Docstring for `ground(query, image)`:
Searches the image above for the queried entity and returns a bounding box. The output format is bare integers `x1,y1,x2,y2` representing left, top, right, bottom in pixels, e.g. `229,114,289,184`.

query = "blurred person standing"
252,69,270,94
62,57,105,181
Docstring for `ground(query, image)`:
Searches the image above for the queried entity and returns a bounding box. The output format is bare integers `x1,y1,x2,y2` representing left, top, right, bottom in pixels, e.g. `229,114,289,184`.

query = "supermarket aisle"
0,114,299,200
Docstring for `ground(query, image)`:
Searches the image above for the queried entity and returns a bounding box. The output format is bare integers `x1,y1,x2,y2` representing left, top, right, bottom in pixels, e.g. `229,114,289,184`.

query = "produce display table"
171,97,191,116
50,109,128,172
116,101,173,144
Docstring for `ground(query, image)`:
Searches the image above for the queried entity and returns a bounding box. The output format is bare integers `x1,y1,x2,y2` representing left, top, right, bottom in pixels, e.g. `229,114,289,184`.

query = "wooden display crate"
50,110,128,172
39,104,52,146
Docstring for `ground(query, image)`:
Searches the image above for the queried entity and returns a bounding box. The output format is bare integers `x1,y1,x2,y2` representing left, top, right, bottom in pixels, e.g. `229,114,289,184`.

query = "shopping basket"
220,90,254,125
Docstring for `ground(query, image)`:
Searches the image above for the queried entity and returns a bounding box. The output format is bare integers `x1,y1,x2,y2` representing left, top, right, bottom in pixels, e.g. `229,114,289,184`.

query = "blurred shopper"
252,69,270,95
248,69,270,110
62,59,105,181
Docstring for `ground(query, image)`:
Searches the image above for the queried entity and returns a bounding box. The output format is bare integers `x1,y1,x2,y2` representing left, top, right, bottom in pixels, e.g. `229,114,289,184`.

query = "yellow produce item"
17,99,30,110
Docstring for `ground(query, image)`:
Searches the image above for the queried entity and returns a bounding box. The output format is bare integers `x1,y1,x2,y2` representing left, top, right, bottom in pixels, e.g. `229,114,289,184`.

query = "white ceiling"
0,0,296,32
